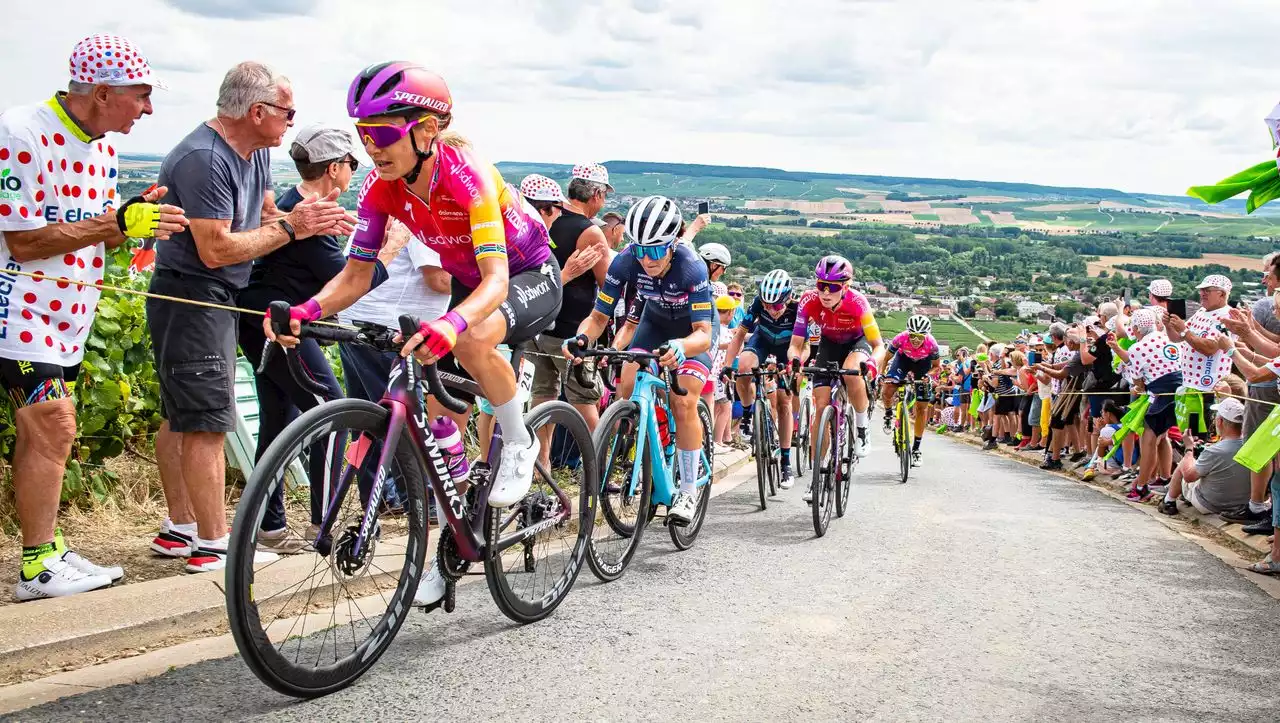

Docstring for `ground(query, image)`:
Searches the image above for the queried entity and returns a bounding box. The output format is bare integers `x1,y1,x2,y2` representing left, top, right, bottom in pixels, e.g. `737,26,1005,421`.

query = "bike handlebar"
574,346,688,396
264,301,469,415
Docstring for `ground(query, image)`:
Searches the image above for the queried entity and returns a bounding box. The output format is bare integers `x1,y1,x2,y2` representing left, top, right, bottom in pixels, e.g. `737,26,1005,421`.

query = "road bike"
799,362,864,536
731,360,788,510
225,304,596,697
890,375,930,485
574,347,714,582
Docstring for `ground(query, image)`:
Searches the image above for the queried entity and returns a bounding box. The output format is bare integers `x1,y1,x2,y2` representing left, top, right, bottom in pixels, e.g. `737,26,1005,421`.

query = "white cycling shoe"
668,492,697,524
490,435,541,508
414,558,446,607
778,470,795,490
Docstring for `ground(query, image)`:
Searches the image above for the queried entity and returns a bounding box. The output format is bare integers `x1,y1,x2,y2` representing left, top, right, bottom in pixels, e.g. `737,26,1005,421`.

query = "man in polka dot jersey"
1165,274,1237,442
0,34,188,601
1112,308,1185,503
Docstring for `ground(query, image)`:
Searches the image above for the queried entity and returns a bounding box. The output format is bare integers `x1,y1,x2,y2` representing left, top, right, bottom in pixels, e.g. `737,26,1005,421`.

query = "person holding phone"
1165,274,1237,443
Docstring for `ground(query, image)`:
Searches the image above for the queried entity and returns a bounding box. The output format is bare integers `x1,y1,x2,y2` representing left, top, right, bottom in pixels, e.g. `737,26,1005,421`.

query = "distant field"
971,320,1036,340
878,312,982,349
1086,253,1261,277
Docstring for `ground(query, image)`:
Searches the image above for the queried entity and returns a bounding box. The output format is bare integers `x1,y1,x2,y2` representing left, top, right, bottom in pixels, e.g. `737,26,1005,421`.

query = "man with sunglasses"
787,255,884,499
879,315,942,465
149,62,352,575
269,63,557,525
565,195,716,524
725,269,800,487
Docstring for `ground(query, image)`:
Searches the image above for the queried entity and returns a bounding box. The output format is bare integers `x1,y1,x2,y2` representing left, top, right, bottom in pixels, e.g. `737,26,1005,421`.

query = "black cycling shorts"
0,358,79,407
451,256,563,347
811,335,873,388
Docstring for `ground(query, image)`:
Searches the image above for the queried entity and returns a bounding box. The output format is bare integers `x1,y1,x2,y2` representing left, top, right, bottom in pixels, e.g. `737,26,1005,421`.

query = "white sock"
172,520,197,536
678,449,700,493
1165,492,1175,503
855,411,869,427
494,398,531,447
1249,499,1270,514
197,534,231,552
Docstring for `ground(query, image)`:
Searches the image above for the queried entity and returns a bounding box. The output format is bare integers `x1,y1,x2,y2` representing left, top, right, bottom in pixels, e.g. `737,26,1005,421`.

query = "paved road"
12,436,1280,722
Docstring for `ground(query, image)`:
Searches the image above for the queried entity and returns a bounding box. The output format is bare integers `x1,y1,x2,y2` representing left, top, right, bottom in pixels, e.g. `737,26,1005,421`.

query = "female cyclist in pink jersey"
265,62,558,517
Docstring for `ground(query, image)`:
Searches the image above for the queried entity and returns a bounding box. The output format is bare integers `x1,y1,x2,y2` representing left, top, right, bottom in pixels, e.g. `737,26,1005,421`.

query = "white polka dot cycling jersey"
1125,331,1182,385
0,96,115,365
1179,306,1234,391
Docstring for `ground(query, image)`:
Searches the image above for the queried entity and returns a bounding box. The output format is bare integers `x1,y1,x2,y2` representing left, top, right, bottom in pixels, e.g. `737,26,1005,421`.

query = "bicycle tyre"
670,399,714,550
585,400,651,582
752,401,769,510
795,396,812,476
836,407,856,518
485,401,596,623
811,404,837,537
899,397,912,485
764,402,779,497
226,399,428,699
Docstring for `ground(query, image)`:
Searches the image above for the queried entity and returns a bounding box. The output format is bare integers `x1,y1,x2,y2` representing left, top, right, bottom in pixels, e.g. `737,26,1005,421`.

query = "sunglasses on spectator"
338,157,359,171
356,117,424,148
816,281,845,294
728,291,744,298
261,102,297,121
631,243,673,261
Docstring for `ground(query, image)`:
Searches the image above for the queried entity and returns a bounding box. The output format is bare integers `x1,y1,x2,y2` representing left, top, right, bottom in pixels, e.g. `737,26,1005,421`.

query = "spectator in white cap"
528,166,612,467
519,173,567,229
1165,273,1236,444
1156,397,1252,520
234,122,380,554
0,34,189,600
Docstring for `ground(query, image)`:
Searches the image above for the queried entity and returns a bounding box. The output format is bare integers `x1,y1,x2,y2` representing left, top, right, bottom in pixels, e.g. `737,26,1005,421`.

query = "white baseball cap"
1211,397,1245,424
571,163,613,191
69,34,166,90
1196,274,1233,294
291,124,354,164
1148,279,1173,297
519,174,567,204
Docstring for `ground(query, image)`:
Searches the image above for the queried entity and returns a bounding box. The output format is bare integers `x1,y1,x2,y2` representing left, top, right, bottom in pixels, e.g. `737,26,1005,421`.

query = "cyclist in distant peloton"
879,314,942,466
725,270,799,487
786,256,884,501
566,196,715,523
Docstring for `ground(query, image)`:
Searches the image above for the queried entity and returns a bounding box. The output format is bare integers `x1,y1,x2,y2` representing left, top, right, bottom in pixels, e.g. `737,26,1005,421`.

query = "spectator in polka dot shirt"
0,34,188,601
1111,308,1186,501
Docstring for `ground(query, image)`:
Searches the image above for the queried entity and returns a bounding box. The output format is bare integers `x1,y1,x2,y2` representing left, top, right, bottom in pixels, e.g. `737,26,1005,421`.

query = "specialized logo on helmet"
392,91,450,114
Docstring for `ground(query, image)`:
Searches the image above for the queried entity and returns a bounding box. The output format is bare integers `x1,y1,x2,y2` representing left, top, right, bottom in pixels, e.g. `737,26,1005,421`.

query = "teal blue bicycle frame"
620,363,712,508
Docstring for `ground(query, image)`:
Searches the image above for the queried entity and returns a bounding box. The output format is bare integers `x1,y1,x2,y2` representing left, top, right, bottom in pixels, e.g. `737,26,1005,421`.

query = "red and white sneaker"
150,519,195,558
185,539,278,574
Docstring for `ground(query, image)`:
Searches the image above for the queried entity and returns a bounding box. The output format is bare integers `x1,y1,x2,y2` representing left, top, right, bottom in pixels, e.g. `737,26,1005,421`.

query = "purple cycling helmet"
347,61,452,119
815,255,853,283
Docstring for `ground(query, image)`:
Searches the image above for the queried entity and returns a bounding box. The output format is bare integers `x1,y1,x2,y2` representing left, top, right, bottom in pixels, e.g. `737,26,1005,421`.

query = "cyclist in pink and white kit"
266,61,558,509
880,314,943,465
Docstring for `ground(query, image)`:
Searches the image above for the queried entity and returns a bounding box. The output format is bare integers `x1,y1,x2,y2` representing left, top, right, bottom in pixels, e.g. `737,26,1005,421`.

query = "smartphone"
697,201,709,215
1167,298,1187,319
1123,288,1132,309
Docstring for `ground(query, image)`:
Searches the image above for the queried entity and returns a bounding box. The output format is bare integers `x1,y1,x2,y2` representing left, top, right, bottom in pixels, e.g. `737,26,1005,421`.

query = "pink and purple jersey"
889,331,940,362
348,143,550,289
792,288,881,345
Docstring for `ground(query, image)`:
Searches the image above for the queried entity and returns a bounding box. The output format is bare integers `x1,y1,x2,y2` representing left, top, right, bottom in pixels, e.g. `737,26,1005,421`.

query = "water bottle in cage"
429,416,471,485
655,404,674,450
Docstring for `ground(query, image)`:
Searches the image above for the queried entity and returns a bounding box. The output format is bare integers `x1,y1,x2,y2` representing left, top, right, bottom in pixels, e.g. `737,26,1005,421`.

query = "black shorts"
1145,402,1177,436
811,336,873,388
994,393,1021,415
452,256,563,348
147,271,238,434
0,358,80,407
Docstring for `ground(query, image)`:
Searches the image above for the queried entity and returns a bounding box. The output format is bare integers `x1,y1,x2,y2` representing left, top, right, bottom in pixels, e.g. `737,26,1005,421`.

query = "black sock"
912,438,922,452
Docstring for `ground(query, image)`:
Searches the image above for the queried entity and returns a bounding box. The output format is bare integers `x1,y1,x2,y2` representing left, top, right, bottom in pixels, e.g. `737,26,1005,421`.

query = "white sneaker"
16,556,111,601
413,557,446,607
668,491,697,524
185,542,278,574
61,550,124,583
778,470,795,490
490,435,541,508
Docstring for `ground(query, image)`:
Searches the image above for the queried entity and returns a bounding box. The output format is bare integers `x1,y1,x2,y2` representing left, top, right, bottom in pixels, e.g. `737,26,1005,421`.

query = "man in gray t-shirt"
144,62,351,570
1158,398,1251,518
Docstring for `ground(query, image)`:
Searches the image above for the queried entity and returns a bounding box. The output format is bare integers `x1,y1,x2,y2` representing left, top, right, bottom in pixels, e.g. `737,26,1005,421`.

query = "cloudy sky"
3,0,1277,195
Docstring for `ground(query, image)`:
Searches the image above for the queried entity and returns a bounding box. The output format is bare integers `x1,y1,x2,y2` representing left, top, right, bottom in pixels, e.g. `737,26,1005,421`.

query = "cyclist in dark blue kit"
565,196,715,523
724,269,798,486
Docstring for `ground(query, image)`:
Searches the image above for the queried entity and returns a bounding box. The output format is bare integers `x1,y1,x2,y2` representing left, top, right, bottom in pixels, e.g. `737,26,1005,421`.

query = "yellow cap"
715,295,738,311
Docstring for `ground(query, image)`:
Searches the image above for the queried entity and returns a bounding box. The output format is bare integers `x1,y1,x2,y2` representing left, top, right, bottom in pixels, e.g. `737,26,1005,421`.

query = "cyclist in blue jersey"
565,196,715,523
724,269,798,486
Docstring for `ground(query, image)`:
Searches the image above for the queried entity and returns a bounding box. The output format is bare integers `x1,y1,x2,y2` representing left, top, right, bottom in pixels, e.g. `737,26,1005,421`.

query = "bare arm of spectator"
680,214,710,245
191,189,352,269
561,242,603,285
5,185,186,262
260,189,283,225
1228,345,1277,384
1223,307,1280,357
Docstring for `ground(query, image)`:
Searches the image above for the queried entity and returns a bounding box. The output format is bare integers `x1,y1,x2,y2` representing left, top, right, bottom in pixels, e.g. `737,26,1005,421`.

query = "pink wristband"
443,310,468,335
291,298,323,323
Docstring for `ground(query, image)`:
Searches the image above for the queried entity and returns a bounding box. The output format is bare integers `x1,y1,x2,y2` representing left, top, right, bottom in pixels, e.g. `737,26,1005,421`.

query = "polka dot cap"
1130,308,1157,335
69,34,167,89
519,174,567,204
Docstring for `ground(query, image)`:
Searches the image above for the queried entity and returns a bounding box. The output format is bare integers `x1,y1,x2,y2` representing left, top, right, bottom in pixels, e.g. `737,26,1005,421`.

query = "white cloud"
2,0,1278,195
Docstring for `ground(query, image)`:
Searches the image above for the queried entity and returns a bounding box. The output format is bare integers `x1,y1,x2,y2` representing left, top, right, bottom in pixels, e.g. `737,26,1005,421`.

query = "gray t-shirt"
1249,297,1280,390
1193,437,1251,515
156,123,272,289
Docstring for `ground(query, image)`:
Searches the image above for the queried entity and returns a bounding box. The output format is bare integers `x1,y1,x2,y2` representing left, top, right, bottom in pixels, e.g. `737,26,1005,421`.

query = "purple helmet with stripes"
815,255,853,283
347,61,453,119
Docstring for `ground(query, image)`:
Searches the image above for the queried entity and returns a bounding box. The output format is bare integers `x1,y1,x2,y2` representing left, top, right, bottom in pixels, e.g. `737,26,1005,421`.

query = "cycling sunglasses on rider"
816,281,845,294
356,116,426,148
631,242,674,261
